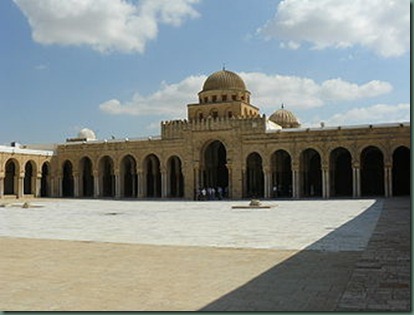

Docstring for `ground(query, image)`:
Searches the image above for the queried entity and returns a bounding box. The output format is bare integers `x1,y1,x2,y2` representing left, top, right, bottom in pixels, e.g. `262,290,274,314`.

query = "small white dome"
78,128,96,140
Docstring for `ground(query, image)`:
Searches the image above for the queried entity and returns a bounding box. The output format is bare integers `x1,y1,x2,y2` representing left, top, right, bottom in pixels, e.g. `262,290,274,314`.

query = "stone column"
114,170,121,199
58,176,63,197
263,167,271,199
35,173,42,197
137,170,144,198
352,165,361,198
93,171,100,198
50,177,55,197
181,164,191,200
193,166,199,200
295,170,300,199
161,168,167,198
291,164,299,199
322,167,330,199
18,174,24,198
322,168,326,199
73,172,80,198
227,164,232,199
388,167,393,197
384,164,392,197
0,176,4,198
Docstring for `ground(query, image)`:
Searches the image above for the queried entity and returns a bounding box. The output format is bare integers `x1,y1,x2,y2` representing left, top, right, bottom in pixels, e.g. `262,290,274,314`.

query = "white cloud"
323,103,410,126
241,72,323,108
318,79,393,102
14,0,200,53
99,75,205,117
99,72,393,118
280,40,300,50
259,0,410,57
240,72,392,111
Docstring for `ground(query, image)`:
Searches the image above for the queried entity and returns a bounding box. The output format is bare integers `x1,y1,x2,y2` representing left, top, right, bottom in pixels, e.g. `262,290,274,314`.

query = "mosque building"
0,69,410,200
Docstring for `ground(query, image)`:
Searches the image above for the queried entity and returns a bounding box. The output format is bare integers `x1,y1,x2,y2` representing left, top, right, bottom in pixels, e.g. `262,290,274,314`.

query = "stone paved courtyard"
0,199,381,250
0,197,410,311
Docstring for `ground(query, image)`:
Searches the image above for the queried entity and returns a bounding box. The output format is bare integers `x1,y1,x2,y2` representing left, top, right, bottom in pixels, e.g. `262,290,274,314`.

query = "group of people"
196,186,228,200
194,185,294,200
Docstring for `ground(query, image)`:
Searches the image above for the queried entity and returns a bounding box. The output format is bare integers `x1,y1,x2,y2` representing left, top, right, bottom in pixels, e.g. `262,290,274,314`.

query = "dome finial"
281,103,285,109
222,62,226,71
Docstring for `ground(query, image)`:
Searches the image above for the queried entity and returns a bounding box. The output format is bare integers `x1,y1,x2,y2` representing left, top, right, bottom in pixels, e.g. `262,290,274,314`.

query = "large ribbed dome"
202,69,246,91
269,106,300,128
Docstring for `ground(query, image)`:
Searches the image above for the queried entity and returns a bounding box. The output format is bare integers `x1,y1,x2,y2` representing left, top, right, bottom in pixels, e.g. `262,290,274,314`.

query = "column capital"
263,166,271,173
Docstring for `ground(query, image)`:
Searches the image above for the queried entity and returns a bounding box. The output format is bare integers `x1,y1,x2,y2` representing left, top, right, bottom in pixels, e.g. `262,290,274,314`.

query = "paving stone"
336,197,411,312
0,199,381,250
0,197,410,311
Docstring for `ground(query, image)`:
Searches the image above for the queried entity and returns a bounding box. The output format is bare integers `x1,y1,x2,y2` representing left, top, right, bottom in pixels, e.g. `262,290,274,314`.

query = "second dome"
269,106,301,128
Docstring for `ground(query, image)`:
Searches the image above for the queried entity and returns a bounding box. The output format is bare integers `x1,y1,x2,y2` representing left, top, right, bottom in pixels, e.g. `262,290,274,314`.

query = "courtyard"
0,198,410,311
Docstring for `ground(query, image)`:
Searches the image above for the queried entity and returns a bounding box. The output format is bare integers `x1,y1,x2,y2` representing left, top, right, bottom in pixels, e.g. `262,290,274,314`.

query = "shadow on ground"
199,200,384,311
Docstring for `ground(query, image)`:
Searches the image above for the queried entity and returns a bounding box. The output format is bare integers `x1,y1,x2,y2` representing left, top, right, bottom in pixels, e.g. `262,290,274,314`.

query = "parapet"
161,115,268,139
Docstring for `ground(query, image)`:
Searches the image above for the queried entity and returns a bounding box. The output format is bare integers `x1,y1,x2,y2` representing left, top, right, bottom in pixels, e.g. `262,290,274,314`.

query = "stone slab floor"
0,198,409,311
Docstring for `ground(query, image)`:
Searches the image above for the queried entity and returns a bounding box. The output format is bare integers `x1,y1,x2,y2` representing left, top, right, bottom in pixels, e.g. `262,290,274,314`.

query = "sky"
0,0,410,145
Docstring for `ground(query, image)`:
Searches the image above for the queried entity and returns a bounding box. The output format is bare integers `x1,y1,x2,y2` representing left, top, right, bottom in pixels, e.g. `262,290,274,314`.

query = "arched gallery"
0,70,410,200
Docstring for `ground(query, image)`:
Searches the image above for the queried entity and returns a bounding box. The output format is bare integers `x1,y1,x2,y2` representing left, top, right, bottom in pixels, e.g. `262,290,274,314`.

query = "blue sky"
0,0,410,145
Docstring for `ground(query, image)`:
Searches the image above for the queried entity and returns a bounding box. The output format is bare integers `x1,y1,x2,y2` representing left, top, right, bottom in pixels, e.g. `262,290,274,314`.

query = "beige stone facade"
0,146,53,199
0,70,410,200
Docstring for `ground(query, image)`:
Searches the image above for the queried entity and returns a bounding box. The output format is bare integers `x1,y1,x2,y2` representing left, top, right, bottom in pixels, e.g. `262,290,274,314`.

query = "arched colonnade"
59,153,185,199
241,144,410,199
0,159,51,198
1,144,409,200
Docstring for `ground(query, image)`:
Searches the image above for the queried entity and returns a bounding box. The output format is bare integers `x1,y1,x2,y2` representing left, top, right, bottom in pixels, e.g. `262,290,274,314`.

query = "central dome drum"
190,68,257,120
202,69,246,91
